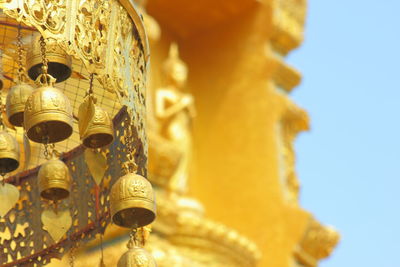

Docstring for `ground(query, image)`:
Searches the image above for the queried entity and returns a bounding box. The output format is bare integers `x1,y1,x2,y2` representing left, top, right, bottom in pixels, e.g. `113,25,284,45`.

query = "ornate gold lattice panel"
0,0,148,266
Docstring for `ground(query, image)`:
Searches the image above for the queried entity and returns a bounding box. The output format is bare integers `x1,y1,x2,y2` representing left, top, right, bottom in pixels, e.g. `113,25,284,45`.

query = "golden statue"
154,43,195,195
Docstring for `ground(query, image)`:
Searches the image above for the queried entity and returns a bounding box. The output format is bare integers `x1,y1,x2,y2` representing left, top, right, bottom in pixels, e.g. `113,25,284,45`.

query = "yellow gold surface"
38,157,71,201
26,36,72,83
24,84,73,143
41,209,72,243
81,100,114,149
110,173,156,228
0,130,20,173
0,182,19,217
0,0,340,266
6,82,34,127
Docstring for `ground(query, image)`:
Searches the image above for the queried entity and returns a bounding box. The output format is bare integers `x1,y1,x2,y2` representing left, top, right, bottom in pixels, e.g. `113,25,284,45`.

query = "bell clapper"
0,173,5,186
53,200,59,215
128,227,139,249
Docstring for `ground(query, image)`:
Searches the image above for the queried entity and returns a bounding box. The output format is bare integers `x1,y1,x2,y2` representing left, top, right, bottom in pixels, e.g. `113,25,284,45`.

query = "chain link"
43,136,55,159
88,73,94,97
127,227,139,249
16,24,24,81
39,36,48,75
69,244,77,267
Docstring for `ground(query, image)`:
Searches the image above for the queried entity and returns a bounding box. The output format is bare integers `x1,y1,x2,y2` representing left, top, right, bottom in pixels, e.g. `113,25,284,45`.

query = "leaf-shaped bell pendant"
24,75,73,143
79,98,114,148
6,82,34,127
110,172,156,228
117,247,157,267
38,155,71,201
0,130,20,174
26,36,72,83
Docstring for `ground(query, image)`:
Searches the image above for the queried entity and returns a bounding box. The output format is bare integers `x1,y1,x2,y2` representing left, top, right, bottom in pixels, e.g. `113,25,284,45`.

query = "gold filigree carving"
278,97,309,204
270,0,307,54
2,0,148,155
294,216,340,267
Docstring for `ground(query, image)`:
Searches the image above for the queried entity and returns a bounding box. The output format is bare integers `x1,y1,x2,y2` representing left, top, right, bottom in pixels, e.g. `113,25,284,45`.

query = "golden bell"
0,130,20,174
82,105,114,148
110,173,156,228
38,156,71,201
26,37,72,83
6,82,34,127
117,247,157,267
24,85,73,143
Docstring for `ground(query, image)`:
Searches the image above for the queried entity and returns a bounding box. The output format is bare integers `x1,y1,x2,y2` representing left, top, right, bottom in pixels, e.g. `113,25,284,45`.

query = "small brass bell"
82,104,114,149
117,247,157,267
24,82,73,143
0,130,20,174
26,37,72,83
6,82,34,127
110,173,156,228
38,156,71,201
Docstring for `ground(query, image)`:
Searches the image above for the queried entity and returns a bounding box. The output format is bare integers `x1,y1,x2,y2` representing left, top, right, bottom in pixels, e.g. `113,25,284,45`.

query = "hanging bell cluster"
26,35,72,83
110,114,157,266
111,172,157,266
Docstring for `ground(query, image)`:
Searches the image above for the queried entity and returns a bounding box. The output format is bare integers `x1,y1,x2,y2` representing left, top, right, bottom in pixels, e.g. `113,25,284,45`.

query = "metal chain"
39,36,48,75
88,73,94,97
16,24,24,81
127,227,139,249
69,244,76,267
43,136,55,159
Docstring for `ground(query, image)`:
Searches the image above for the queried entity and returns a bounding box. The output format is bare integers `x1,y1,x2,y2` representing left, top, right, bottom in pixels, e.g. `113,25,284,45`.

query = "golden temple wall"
41,0,339,266
146,2,307,267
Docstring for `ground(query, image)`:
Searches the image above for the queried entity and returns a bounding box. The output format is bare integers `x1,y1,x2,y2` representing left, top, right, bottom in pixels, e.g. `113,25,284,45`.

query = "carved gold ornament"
38,155,71,201
85,148,108,185
41,208,72,242
0,0,149,265
0,182,19,217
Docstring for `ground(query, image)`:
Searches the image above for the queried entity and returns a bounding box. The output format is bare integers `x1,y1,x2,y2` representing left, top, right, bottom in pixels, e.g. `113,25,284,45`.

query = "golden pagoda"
0,0,339,266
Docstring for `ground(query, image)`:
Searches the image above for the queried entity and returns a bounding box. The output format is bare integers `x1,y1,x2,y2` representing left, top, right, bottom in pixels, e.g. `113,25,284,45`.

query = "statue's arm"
156,90,193,119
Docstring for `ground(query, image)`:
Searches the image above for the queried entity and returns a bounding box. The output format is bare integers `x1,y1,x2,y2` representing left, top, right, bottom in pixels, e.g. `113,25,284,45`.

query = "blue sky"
287,1,400,267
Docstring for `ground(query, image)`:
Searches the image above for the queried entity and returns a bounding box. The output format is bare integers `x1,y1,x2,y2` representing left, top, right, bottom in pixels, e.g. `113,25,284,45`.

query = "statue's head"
163,43,188,89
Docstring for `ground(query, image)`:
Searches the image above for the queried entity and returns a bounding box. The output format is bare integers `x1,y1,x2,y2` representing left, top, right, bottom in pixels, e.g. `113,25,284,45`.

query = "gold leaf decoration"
0,183,20,217
78,95,95,137
85,149,107,185
41,209,72,242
